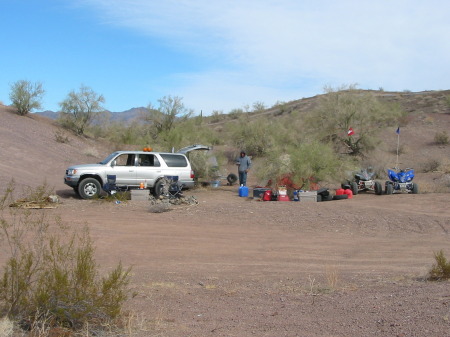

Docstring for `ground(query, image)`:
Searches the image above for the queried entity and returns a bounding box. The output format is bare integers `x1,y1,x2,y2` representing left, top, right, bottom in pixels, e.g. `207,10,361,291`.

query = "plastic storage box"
298,191,318,202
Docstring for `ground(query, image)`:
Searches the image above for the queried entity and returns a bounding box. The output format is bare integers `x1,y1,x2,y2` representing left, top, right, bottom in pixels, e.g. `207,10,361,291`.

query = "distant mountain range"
35,107,150,123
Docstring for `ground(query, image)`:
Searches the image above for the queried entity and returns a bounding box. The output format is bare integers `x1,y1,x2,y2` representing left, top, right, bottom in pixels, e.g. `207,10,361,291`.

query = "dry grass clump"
434,131,449,145
325,265,339,290
428,250,450,281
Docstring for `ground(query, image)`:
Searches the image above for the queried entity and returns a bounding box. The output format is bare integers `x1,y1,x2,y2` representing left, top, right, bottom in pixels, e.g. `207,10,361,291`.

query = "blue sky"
1,0,449,115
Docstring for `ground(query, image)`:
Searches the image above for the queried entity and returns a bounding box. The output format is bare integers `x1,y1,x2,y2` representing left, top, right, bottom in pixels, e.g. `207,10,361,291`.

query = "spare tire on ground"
322,194,333,201
333,194,349,200
227,173,238,185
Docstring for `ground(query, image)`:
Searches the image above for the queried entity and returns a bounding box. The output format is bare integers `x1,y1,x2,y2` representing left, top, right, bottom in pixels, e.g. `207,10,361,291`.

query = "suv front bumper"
64,176,79,188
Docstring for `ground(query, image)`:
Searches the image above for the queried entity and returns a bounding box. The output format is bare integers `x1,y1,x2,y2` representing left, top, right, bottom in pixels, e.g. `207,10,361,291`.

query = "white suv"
64,150,200,199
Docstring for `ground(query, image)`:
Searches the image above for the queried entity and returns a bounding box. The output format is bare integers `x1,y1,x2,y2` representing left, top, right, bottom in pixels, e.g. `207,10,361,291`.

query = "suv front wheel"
78,178,101,199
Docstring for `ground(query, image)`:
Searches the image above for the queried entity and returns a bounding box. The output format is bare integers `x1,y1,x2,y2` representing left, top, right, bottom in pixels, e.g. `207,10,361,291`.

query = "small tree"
142,95,192,140
304,86,404,157
58,85,105,135
9,80,45,115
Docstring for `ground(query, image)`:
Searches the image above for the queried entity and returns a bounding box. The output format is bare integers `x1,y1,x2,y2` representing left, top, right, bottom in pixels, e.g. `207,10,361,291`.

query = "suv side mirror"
111,160,116,167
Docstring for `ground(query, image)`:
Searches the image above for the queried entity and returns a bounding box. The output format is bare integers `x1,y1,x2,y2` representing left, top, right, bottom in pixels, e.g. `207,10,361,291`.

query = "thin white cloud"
78,0,450,111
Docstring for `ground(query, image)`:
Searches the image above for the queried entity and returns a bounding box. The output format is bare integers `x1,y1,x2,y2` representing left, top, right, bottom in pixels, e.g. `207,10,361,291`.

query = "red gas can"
344,189,353,199
277,195,290,201
335,188,345,196
263,190,272,201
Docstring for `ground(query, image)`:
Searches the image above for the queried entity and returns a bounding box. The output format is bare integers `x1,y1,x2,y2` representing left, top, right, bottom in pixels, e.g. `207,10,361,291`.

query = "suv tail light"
190,170,195,179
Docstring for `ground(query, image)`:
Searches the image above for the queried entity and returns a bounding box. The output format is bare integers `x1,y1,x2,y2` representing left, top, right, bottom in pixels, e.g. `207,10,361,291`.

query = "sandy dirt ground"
47,185,450,337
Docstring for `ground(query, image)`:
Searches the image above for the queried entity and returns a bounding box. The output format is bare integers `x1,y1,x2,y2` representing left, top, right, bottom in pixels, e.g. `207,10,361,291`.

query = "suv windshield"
99,152,119,165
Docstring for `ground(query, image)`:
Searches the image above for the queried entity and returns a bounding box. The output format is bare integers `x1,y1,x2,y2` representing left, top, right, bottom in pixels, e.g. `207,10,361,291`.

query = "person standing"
236,151,251,186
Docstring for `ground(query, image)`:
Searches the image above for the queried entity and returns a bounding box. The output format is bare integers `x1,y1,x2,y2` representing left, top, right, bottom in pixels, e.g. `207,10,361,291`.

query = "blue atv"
385,168,419,194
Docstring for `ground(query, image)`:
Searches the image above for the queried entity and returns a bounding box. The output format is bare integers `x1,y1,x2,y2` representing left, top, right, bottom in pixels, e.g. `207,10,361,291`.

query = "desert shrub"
0,182,131,333
391,143,408,156
54,130,70,144
102,121,149,149
210,110,225,123
423,115,435,125
434,131,449,145
83,147,100,158
272,100,288,113
421,158,441,173
439,158,450,174
228,108,244,119
140,116,221,152
252,101,266,113
188,151,221,181
228,116,276,156
256,141,348,190
428,250,450,281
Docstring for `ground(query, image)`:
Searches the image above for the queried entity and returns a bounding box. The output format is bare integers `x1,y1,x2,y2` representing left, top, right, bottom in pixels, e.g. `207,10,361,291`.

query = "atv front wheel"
350,182,358,195
411,183,419,194
385,183,393,195
374,181,383,195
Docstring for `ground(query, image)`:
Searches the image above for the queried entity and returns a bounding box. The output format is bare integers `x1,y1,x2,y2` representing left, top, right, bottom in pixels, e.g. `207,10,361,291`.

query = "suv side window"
138,154,160,167
160,154,188,167
114,154,136,166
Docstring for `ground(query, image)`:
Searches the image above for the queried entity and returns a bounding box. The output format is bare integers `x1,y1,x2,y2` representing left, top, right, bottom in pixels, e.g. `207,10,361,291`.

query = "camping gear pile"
248,185,357,202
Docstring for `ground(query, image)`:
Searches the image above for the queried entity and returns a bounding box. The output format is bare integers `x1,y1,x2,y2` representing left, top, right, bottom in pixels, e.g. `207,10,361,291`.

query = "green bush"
228,116,276,156
188,151,222,181
0,182,131,332
428,250,450,281
256,141,346,189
